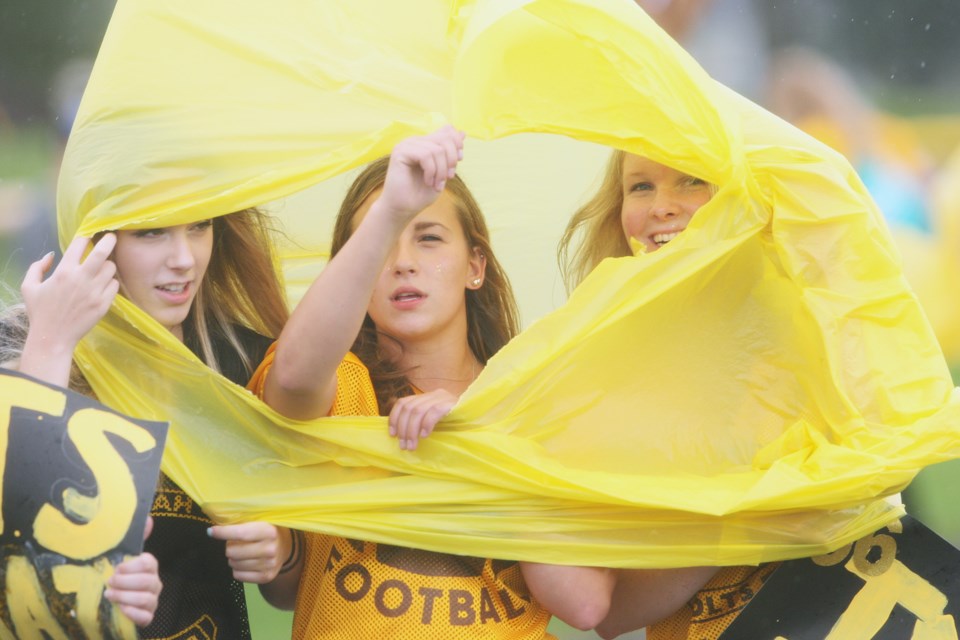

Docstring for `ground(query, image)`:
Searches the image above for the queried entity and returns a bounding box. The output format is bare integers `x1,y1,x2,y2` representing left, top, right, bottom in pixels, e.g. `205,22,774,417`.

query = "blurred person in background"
766,46,936,234
635,0,769,101
0,58,92,281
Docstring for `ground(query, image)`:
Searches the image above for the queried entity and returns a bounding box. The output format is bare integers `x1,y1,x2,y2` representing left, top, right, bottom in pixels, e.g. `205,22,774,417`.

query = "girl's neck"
394,337,482,395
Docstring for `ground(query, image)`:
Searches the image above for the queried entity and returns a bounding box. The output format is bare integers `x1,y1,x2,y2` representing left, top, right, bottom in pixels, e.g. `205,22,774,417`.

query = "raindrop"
925,23,931,31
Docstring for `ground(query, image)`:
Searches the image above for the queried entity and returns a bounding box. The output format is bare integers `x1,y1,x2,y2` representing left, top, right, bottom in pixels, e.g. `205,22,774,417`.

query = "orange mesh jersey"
647,564,780,640
247,344,378,417
292,536,555,639
249,345,555,639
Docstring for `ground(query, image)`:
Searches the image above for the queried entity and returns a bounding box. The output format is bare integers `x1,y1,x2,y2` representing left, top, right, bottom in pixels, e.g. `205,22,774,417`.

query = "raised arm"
263,126,465,420
19,234,118,386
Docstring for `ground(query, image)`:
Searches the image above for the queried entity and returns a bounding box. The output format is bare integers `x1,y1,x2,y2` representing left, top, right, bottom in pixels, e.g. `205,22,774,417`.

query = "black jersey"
140,325,272,640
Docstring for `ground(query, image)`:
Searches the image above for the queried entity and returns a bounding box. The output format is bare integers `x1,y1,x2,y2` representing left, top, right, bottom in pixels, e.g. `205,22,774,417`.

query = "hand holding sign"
0,368,168,638
105,517,161,628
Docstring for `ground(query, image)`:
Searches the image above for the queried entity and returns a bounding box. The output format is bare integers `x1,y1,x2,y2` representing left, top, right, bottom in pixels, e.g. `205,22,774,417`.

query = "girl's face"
360,191,485,350
620,154,713,254
112,220,214,340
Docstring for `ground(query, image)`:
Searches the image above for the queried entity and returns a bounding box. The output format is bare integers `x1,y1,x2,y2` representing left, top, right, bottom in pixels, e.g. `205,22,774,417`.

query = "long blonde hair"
558,150,717,291
558,150,631,291
331,157,520,413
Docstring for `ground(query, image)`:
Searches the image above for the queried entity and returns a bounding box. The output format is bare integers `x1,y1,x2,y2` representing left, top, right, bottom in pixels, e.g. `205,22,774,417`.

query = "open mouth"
157,283,189,294
652,231,681,247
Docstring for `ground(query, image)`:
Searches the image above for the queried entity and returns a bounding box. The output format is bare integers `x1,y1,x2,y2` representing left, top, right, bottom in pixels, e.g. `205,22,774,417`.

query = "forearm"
257,528,306,610
258,566,302,611
520,562,615,631
266,200,406,418
19,330,77,388
595,566,718,639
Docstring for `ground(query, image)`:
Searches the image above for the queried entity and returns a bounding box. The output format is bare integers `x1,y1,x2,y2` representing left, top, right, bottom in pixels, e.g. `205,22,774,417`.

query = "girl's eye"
419,234,442,242
684,176,708,188
630,182,652,192
190,219,214,232
133,228,165,239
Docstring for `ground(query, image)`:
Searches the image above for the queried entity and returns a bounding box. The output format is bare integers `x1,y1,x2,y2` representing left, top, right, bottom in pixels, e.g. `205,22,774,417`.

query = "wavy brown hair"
331,157,520,413
3,210,288,394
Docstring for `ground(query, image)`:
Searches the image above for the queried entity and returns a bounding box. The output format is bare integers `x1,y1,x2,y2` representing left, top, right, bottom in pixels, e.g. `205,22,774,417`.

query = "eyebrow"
413,221,450,232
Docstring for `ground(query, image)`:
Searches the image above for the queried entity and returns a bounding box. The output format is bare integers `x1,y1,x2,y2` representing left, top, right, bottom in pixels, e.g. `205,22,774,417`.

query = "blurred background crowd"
2,0,959,637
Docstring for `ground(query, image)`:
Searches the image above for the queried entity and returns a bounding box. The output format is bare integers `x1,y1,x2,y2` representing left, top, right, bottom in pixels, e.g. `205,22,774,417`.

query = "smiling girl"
12,208,294,639
110,221,214,340
559,150,715,284
557,150,777,640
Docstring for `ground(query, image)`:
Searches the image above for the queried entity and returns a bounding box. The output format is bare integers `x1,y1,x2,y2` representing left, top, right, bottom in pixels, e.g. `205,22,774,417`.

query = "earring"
472,278,482,287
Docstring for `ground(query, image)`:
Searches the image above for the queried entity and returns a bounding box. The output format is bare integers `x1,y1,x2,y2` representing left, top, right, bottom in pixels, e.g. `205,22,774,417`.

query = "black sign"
722,514,959,638
0,368,168,639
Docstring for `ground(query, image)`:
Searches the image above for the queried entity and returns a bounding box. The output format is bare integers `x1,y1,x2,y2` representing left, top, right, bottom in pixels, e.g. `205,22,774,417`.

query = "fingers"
208,521,277,543
421,125,465,191
435,125,465,177
391,125,465,190
388,391,456,450
89,231,117,258
106,553,161,628
109,552,159,582
143,515,154,541
20,251,55,292
375,125,466,222
61,235,93,265
414,138,442,191
22,235,118,302
82,234,118,289
209,522,284,583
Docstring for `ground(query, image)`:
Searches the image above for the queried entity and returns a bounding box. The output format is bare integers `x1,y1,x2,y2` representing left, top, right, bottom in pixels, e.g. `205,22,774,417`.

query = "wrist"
20,332,78,387
366,196,417,232
280,529,304,574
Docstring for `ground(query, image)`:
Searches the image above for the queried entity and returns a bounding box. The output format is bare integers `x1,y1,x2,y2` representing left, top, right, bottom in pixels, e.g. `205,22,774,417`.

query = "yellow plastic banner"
55,0,960,567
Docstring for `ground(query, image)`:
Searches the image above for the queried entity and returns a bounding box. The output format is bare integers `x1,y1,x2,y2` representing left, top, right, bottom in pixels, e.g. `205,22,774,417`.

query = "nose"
649,192,679,221
167,231,196,270
390,243,418,276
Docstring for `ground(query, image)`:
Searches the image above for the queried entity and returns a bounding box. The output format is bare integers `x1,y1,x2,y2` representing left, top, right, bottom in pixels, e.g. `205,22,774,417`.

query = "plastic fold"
54,0,960,567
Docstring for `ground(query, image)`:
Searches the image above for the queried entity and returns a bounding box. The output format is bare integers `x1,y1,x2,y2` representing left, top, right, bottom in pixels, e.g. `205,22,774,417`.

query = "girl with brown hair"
10,206,295,639
251,126,615,638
